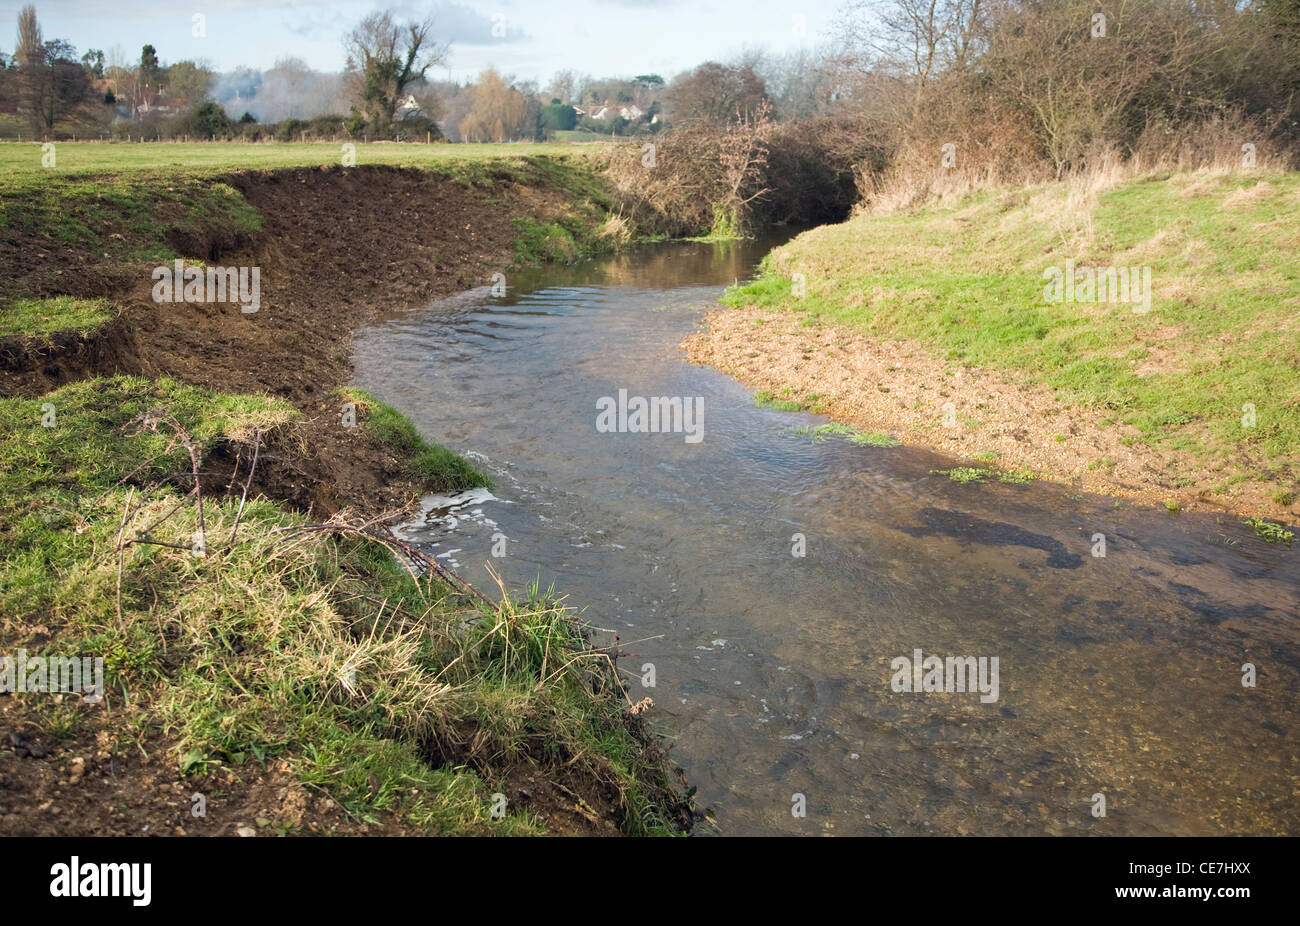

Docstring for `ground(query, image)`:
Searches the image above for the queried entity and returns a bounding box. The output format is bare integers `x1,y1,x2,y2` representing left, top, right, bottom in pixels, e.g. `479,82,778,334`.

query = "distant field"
0,140,610,179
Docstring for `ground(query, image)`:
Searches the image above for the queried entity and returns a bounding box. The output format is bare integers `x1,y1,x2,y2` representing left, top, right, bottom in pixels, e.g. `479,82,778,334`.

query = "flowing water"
352,237,1298,836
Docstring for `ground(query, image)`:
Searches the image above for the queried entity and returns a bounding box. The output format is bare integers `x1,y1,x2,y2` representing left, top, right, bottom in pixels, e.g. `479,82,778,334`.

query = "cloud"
426,1,531,45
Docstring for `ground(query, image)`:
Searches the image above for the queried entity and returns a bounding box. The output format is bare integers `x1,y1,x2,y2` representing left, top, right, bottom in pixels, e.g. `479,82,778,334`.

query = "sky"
1,0,849,83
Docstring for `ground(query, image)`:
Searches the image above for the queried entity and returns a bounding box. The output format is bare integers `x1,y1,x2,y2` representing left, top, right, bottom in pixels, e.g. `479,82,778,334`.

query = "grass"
0,140,608,178
724,170,1300,486
335,388,491,493
0,377,684,834
0,171,265,287
1243,517,1295,545
0,296,113,339
754,388,804,412
795,423,901,447
933,466,1036,485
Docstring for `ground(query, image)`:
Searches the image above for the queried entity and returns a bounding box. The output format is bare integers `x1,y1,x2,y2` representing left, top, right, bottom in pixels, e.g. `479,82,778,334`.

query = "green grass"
795,423,901,447
0,140,608,178
724,171,1300,485
335,388,491,493
1243,516,1295,545
0,377,684,835
933,466,1036,485
511,216,581,264
0,296,113,339
754,388,804,412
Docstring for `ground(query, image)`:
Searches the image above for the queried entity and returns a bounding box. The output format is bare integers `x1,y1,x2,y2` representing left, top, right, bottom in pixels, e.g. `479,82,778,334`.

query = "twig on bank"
229,426,262,543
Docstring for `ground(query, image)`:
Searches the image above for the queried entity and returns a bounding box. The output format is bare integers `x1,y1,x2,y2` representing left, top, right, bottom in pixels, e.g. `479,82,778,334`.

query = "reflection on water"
353,237,1299,836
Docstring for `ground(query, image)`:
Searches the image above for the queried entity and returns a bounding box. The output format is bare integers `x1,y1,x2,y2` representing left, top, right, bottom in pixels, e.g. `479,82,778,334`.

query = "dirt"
0,163,680,836
682,306,1297,520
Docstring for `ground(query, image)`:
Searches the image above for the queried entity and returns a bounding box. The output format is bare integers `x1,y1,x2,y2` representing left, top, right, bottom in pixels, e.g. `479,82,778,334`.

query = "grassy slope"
0,379,680,835
727,170,1300,492
0,146,686,834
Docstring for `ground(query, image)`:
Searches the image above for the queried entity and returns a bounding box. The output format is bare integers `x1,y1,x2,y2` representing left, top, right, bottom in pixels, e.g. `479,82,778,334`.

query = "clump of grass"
933,466,1035,484
335,387,490,492
974,450,999,462
754,389,804,412
0,296,113,339
796,423,900,447
1273,491,1294,507
1243,517,1294,545
510,216,580,265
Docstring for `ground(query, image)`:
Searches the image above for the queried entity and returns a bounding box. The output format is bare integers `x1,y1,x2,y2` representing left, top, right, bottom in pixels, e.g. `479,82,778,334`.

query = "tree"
140,44,160,84
80,48,103,79
546,69,581,104
540,101,577,133
15,4,40,67
27,39,89,133
184,100,232,139
343,10,446,134
836,0,987,125
666,62,769,125
166,60,213,107
13,9,88,134
458,68,525,142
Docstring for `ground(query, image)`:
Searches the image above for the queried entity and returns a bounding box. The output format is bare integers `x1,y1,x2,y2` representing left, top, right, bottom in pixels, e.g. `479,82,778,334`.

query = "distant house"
589,100,643,121
396,93,421,118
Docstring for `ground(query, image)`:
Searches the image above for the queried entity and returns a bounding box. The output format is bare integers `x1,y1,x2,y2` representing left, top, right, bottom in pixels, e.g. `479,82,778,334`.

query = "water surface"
353,237,1298,836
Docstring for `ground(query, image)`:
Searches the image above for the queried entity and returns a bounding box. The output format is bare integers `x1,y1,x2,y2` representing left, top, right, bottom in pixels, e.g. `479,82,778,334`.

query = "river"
352,235,1298,836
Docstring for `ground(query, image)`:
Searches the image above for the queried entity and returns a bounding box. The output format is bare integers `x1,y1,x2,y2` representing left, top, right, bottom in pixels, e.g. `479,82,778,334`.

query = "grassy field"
727,169,1300,489
0,140,608,178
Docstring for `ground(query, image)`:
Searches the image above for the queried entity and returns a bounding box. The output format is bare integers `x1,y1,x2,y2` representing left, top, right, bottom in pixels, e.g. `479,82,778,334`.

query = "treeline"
836,0,1300,209
612,0,1300,234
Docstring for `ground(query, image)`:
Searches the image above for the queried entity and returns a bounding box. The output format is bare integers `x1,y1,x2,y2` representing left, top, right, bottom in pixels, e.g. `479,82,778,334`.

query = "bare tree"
837,0,986,121
665,61,770,126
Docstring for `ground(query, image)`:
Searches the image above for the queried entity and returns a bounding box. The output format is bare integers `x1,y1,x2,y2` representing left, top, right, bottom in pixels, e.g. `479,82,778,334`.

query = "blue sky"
2,0,848,82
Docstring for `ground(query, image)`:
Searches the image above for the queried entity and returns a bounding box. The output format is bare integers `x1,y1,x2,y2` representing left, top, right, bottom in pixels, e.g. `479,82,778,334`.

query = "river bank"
684,168,1299,529
0,150,694,836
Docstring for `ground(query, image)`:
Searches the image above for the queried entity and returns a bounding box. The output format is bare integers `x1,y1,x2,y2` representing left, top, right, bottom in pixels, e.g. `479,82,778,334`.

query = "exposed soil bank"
2,165,587,513
0,162,692,836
